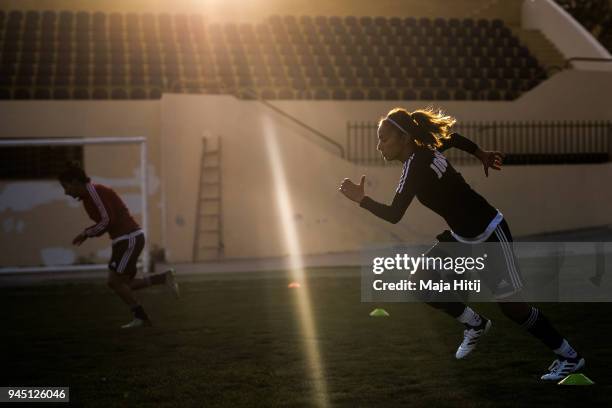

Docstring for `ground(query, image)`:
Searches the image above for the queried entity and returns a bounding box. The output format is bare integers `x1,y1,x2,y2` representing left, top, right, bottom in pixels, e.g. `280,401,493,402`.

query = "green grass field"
1,268,609,407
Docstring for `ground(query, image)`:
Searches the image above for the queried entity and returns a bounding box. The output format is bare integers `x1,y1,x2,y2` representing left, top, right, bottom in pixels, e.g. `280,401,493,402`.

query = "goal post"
0,137,150,275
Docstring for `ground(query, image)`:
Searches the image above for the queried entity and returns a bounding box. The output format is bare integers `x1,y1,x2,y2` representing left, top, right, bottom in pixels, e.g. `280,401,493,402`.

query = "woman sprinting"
339,107,584,381
59,162,180,329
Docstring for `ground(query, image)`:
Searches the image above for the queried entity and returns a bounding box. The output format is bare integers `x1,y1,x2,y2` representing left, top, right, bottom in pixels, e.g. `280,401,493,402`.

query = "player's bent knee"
107,271,125,289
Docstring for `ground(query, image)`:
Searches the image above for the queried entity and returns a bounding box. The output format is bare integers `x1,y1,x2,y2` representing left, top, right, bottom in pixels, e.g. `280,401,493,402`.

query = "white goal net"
0,137,150,275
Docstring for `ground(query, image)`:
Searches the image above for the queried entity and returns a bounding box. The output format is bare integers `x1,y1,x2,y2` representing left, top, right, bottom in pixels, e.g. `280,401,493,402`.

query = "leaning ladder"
193,135,224,261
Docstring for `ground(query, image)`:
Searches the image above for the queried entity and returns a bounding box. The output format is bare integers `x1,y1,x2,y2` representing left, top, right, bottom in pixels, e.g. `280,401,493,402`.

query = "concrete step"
510,26,566,72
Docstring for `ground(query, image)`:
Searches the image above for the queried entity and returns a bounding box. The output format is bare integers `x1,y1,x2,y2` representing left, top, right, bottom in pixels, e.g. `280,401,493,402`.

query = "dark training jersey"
360,133,500,240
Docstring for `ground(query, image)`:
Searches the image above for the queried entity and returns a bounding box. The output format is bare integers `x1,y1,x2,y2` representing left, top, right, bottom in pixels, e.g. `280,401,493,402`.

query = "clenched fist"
339,175,366,203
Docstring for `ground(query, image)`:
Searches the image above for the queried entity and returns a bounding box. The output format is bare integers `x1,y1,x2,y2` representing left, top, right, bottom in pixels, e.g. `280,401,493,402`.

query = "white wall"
257,70,612,148
160,93,612,263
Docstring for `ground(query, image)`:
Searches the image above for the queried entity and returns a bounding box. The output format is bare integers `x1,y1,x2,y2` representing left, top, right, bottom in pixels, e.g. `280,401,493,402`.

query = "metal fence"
347,121,612,166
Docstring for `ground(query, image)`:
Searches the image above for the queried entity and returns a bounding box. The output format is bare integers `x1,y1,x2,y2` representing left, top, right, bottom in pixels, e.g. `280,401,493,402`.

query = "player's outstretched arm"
339,175,414,224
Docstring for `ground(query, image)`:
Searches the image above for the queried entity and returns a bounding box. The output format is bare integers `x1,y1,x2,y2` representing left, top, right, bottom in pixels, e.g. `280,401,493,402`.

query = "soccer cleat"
455,319,492,359
165,268,180,299
121,318,152,329
540,357,586,381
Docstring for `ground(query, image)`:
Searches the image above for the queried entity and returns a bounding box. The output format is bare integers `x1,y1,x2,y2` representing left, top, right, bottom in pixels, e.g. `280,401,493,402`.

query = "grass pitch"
1,268,609,407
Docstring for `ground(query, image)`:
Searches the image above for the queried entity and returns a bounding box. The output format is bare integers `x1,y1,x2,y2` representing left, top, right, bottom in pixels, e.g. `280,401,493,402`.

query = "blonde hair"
379,107,457,149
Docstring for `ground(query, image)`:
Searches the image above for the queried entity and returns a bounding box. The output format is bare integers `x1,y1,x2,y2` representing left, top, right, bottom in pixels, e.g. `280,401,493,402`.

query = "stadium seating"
0,11,548,100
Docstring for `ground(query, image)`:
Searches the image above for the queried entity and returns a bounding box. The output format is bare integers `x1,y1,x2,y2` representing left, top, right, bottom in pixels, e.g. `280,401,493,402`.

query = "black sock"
456,306,485,328
426,302,467,319
131,305,150,321
522,307,564,351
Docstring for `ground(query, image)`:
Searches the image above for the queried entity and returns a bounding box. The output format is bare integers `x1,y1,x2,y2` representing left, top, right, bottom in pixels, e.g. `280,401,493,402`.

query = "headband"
385,115,417,135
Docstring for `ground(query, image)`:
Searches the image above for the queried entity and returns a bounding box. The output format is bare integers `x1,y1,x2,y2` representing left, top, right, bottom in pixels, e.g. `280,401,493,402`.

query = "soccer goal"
0,137,150,274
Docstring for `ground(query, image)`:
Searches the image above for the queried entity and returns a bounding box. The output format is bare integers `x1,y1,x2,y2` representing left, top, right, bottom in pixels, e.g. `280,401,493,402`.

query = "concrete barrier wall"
159,94,612,263
1,69,611,266
264,70,612,148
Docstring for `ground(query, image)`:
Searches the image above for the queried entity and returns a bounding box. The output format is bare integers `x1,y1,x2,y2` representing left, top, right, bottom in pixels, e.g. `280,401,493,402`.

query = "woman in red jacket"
59,162,179,329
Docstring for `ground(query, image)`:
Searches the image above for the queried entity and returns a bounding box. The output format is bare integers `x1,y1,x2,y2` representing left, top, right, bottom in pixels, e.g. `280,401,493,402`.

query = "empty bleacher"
0,10,547,100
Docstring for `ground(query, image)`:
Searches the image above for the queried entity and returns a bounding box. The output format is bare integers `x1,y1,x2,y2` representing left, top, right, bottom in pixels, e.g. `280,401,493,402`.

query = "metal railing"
169,80,345,158
347,121,612,166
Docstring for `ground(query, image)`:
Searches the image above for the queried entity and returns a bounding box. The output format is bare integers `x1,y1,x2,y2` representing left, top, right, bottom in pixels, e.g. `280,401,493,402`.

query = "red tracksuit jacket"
81,183,140,240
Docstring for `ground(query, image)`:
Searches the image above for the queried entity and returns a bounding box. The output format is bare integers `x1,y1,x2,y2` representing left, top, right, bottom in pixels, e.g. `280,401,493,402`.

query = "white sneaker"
455,319,492,359
165,268,180,299
541,357,585,381
121,318,152,329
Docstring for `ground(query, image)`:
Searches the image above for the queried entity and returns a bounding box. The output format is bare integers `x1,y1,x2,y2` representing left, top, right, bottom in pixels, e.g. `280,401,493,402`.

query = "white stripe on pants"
117,234,136,274
494,226,523,291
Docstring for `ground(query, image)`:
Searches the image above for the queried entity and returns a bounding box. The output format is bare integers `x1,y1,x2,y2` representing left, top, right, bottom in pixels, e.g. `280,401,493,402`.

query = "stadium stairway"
511,27,566,73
